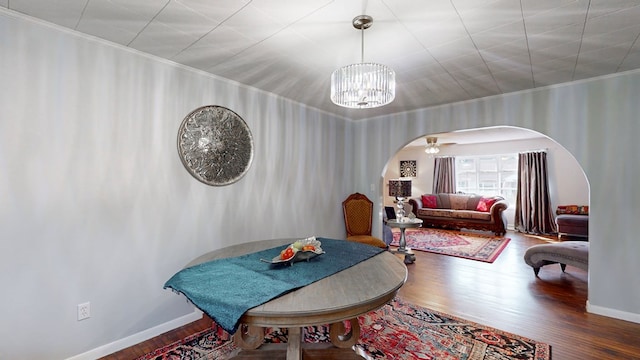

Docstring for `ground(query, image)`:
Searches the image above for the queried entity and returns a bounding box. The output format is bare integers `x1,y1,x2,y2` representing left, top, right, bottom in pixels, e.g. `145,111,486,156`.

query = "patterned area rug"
137,298,550,360
391,228,511,263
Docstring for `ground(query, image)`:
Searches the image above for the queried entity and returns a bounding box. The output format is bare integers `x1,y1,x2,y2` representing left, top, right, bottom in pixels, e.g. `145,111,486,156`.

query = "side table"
385,218,423,264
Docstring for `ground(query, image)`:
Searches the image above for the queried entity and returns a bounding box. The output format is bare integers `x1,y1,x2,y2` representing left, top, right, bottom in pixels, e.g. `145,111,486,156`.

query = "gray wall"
355,73,640,322
0,11,352,359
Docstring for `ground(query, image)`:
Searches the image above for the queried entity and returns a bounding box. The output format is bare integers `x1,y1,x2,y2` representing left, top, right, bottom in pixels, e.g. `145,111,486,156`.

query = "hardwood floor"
102,231,640,360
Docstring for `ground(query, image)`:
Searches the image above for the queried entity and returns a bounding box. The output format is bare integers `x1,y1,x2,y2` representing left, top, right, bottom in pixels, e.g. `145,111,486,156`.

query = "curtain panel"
514,151,557,234
433,157,456,193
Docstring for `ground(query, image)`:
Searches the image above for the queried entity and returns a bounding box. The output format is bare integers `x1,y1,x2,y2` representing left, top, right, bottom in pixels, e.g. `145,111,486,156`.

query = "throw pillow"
421,194,438,208
476,197,498,212
557,205,579,214
557,205,589,215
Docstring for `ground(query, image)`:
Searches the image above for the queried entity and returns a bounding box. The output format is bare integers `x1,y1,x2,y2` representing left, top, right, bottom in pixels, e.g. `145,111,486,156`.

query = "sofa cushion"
417,208,455,218
417,208,491,221
421,194,438,208
347,235,388,248
466,195,482,211
449,194,470,210
437,193,451,209
450,210,492,221
476,197,498,212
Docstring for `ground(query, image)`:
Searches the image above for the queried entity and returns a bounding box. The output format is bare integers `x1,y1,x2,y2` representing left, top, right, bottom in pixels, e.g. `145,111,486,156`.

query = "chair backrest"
342,193,374,237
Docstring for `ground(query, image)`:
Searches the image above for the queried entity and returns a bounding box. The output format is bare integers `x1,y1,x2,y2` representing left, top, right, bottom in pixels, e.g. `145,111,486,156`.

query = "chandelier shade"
331,63,395,108
330,15,395,109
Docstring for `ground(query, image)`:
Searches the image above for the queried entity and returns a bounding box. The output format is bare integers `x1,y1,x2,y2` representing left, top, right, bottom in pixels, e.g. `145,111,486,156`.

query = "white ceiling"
2,0,640,120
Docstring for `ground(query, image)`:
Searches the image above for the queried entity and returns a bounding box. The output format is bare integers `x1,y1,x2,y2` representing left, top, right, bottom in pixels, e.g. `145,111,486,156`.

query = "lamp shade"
389,179,412,197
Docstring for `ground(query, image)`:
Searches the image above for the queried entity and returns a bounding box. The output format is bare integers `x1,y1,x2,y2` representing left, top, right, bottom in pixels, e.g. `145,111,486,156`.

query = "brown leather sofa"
408,193,508,235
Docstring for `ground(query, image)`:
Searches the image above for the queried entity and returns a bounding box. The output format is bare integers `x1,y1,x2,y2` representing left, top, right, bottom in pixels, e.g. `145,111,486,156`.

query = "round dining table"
186,238,407,360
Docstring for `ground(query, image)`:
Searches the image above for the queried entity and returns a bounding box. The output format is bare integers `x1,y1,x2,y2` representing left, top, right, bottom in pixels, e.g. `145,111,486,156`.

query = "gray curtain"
514,151,557,234
433,157,456,193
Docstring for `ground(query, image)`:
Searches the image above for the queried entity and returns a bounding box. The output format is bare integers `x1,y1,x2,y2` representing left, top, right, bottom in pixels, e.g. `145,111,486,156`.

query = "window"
455,154,517,205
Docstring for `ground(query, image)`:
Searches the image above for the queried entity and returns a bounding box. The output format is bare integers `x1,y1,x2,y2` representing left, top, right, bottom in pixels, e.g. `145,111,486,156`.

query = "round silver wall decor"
177,105,254,186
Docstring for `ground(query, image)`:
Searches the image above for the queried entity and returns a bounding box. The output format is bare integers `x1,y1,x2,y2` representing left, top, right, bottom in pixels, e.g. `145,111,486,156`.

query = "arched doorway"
381,126,589,233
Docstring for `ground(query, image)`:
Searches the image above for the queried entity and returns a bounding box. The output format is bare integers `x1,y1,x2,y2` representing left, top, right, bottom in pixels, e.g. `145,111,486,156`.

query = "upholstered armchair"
342,193,388,249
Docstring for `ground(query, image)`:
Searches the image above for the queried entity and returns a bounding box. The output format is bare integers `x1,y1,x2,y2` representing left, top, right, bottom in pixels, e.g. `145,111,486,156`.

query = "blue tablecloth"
164,238,384,334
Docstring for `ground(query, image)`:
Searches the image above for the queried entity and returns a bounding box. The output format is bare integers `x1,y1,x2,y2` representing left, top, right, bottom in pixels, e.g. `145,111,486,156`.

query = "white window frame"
455,154,518,205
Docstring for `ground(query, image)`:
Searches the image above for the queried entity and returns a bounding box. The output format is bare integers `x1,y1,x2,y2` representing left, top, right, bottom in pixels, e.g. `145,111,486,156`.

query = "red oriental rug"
391,228,510,263
137,298,550,360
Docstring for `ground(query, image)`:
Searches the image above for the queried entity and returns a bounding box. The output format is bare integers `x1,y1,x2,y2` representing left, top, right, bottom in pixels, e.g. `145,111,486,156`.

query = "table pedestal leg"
397,228,416,264
233,323,365,360
286,326,302,360
329,319,360,348
398,228,407,251
233,324,264,350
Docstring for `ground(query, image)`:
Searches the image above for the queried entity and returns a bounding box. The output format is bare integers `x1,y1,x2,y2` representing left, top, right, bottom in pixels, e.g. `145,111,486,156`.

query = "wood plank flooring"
101,230,640,360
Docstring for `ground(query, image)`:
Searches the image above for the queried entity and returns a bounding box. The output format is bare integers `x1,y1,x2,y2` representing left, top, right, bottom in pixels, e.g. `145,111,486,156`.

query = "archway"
380,125,589,234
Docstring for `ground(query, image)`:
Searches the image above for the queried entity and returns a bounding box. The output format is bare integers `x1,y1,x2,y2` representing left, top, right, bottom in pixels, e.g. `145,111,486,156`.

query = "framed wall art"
399,160,417,177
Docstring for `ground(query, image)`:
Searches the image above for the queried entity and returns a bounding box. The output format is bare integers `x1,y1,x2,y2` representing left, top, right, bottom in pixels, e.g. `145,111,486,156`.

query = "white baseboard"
586,301,640,324
66,309,203,360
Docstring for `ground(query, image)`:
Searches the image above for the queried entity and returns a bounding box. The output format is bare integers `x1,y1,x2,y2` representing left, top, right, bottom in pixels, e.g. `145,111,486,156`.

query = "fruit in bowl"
280,246,297,260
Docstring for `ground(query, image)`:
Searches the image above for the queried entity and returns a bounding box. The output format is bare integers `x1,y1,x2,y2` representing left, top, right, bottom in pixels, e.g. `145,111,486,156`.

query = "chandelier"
331,15,395,109
425,137,440,154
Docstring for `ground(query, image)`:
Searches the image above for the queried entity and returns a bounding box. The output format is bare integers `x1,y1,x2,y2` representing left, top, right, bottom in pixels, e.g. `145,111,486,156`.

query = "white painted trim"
586,301,640,325
65,309,203,360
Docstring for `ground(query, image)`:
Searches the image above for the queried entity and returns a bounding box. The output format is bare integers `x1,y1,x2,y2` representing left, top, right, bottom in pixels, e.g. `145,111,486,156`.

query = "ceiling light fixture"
425,137,440,154
330,15,395,109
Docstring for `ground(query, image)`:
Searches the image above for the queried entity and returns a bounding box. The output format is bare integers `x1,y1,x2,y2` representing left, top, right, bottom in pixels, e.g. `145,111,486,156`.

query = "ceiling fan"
424,136,456,154
424,137,441,154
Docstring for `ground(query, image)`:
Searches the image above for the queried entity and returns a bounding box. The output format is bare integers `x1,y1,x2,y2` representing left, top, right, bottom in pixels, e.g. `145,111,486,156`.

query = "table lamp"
389,179,412,221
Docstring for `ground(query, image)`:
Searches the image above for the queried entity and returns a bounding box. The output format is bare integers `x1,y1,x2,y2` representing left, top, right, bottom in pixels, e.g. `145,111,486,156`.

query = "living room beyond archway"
381,126,589,236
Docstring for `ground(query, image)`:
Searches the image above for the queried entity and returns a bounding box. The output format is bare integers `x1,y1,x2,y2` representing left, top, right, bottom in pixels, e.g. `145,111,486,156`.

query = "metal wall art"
177,105,254,186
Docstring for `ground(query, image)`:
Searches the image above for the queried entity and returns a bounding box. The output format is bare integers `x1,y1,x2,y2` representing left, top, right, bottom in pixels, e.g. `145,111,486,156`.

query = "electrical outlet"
77,302,90,321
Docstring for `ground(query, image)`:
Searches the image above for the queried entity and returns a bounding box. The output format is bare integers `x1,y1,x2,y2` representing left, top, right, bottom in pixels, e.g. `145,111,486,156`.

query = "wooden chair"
342,193,388,248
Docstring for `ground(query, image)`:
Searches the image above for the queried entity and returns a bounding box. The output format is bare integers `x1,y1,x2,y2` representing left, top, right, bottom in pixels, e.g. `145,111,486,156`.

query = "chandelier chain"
361,22,365,63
